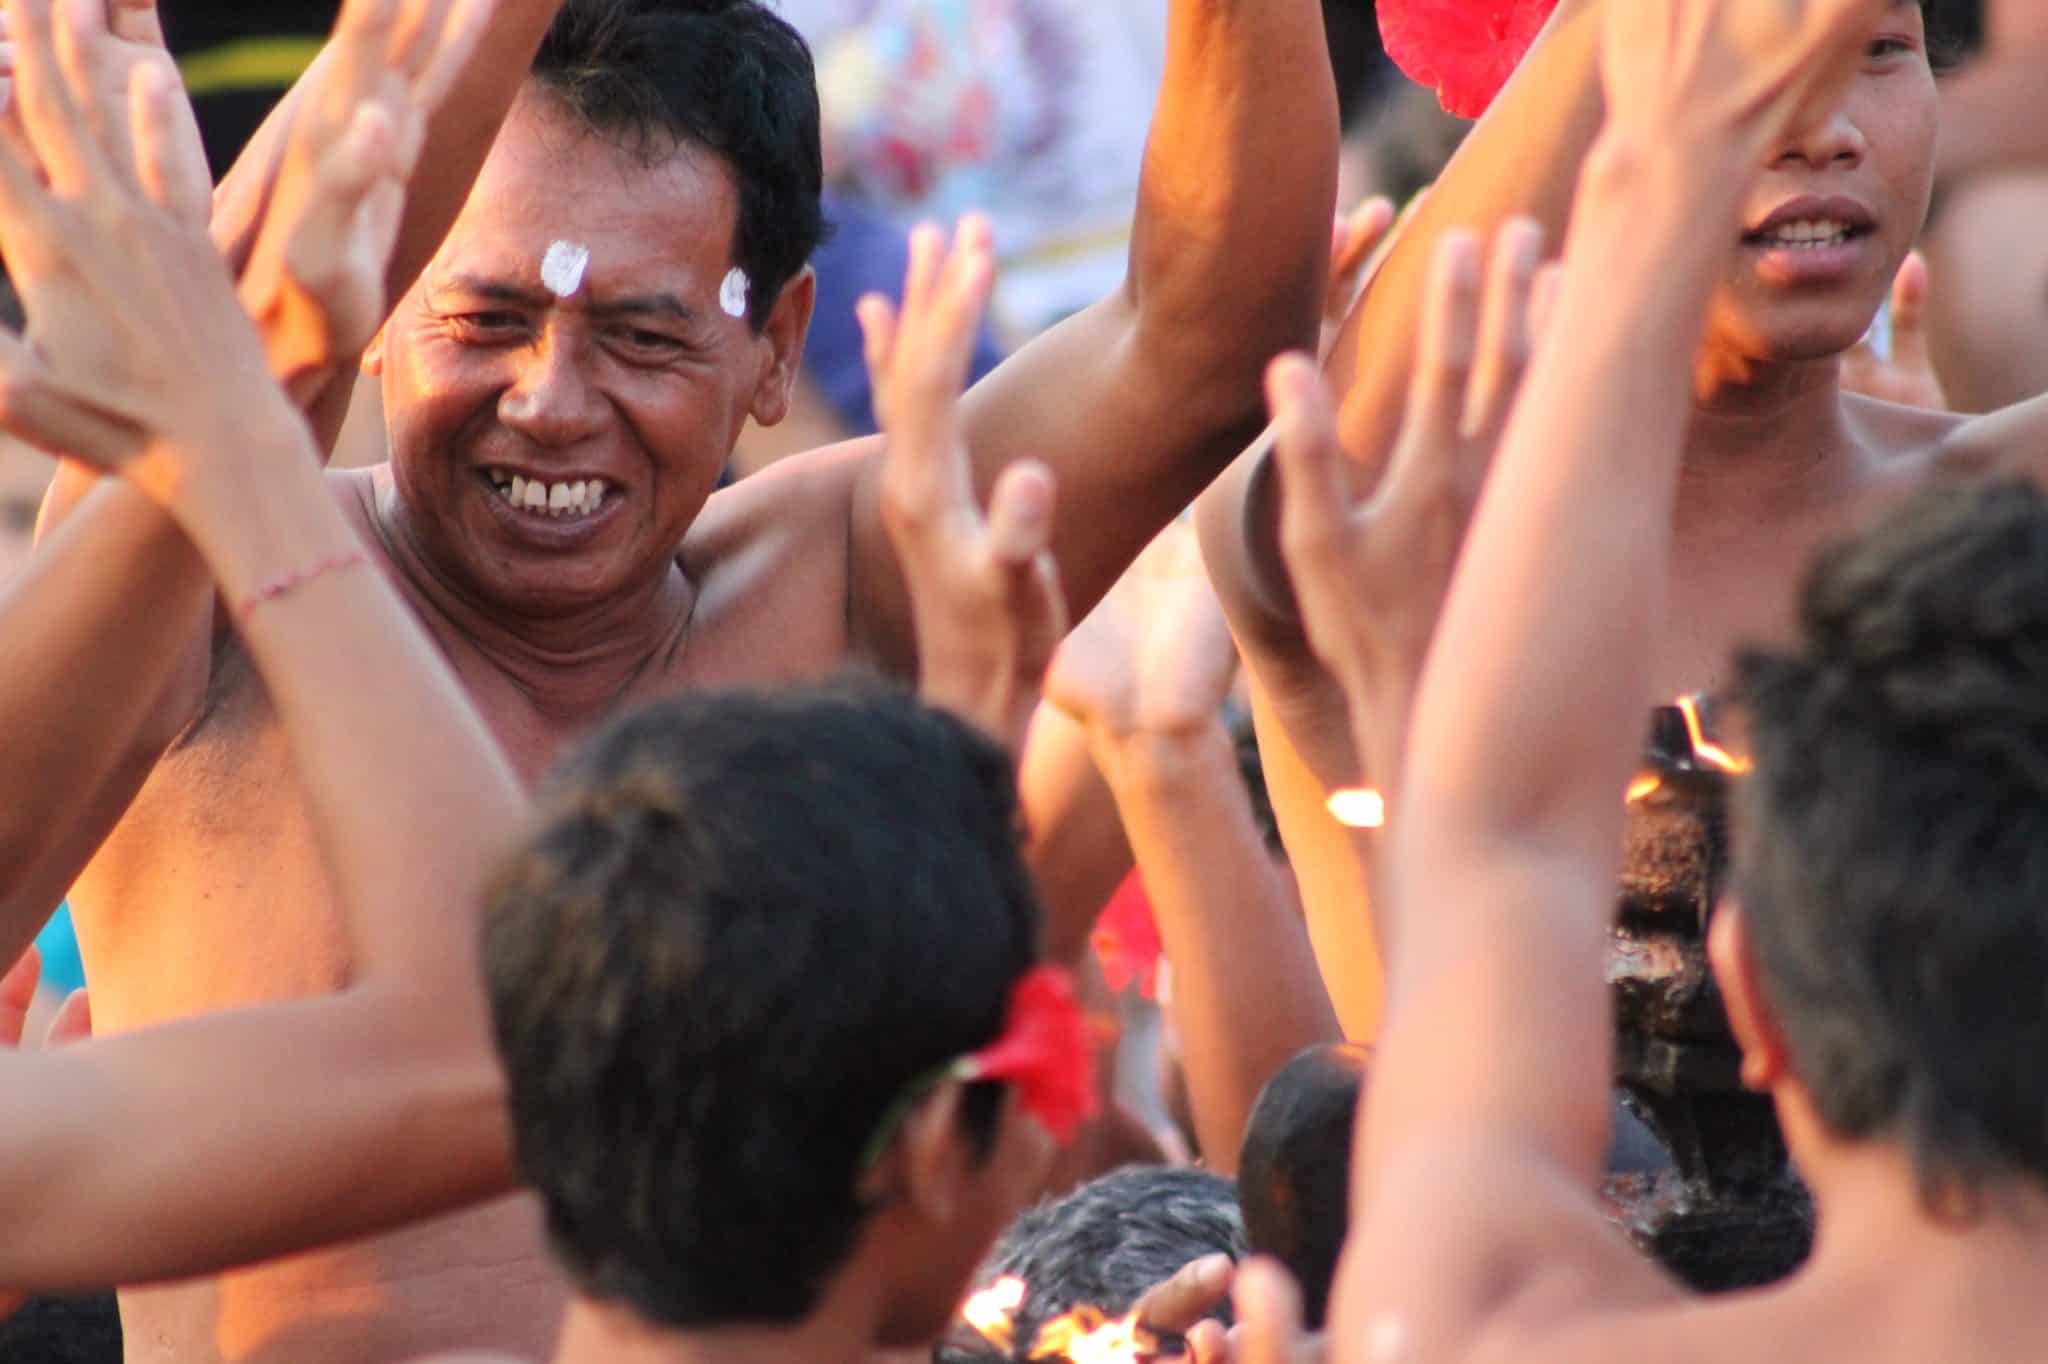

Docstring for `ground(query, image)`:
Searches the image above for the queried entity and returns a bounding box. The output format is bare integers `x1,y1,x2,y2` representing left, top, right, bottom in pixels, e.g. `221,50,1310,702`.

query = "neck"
373,487,697,728
1784,1090,2048,1312
1680,350,1859,524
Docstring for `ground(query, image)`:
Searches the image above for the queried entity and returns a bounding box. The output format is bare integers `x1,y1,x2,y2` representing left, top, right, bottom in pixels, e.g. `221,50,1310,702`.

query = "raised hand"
1600,0,1883,157
862,215,1067,751
1269,219,1549,788
0,0,301,501
236,0,490,397
1842,251,1948,411
1044,518,1237,743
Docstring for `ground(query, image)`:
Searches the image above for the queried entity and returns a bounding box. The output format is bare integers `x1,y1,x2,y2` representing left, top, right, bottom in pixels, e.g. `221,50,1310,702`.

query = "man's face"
1708,5,1938,366
374,94,793,617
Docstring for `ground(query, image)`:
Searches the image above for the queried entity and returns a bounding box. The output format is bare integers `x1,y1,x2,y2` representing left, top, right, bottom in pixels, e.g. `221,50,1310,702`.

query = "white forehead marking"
1365,1315,1411,1362
541,240,591,298
720,267,751,319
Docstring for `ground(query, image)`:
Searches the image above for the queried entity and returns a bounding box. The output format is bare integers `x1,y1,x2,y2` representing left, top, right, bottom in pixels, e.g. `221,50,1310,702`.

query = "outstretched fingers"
985,458,1067,667
1460,217,1543,446
3,0,101,193
1268,351,1354,584
128,58,209,223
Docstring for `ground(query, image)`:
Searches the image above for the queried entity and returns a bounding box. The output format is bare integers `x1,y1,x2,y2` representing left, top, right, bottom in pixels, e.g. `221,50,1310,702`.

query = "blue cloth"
808,191,1005,435
34,903,86,995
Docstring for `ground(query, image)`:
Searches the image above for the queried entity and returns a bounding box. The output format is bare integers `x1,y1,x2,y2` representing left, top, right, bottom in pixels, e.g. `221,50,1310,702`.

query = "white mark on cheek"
720,267,751,319
541,240,591,298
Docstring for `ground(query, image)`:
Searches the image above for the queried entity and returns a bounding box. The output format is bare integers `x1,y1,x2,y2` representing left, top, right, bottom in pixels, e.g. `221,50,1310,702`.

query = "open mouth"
480,468,614,519
1740,218,1874,252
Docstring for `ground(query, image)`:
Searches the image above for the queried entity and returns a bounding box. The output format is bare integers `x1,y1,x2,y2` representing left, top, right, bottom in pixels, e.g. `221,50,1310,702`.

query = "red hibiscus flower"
959,966,1100,1144
1378,0,1560,119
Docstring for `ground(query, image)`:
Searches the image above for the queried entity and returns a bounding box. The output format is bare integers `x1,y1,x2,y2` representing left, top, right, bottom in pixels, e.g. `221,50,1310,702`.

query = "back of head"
1237,1043,1368,1329
1737,478,2048,1211
531,0,825,328
940,1166,1245,1362
483,681,1041,1329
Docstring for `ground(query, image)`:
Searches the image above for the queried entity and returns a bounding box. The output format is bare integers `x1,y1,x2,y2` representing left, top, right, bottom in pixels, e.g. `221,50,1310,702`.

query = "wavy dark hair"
1737,478,2048,1215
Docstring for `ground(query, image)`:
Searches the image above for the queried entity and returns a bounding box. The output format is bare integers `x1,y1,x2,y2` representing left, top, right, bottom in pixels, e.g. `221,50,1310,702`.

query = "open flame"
961,1276,1027,1352
1625,773,1663,804
1676,694,1751,774
1027,1303,1158,1363
1327,787,1386,829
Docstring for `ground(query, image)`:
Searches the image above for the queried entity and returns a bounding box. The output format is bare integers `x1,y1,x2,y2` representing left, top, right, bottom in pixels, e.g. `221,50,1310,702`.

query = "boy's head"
939,1166,1245,1362
1726,478,2048,1212
483,683,1058,1346
1236,1044,1368,1330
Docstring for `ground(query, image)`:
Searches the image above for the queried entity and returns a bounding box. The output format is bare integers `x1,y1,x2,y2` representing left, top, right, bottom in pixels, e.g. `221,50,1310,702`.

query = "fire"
1327,787,1386,829
962,1276,1026,1352
1676,694,1751,774
1027,1304,1158,1363
1625,773,1662,804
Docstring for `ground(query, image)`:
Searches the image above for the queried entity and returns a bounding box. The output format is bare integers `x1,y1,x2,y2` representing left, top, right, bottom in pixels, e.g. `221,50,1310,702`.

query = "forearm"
0,986,510,1289
0,474,215,960
1020,707,1136,966
171,412,528,989
1328,0,1606,464
1130,0,1337,419
1096,724,1339,1173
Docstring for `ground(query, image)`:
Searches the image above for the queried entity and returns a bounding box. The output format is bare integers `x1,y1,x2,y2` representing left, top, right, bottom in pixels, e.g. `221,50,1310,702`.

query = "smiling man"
11,0,1334,1361
1198,0,2026,1038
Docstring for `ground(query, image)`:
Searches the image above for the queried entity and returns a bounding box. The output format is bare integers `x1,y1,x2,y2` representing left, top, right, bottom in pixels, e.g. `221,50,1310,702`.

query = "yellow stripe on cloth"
177,36,325,99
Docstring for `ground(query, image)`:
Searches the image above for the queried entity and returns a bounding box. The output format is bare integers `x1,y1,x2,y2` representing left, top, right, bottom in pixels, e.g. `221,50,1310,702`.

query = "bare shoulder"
676,437,885,686
1912,390,2048,482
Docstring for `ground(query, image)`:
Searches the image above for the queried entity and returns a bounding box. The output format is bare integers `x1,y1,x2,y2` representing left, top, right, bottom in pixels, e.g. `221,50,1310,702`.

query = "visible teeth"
496,475,611,517
1761,217,1851,247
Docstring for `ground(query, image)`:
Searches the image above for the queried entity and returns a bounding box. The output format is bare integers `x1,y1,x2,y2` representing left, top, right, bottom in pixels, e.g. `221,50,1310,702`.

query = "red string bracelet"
235,548,370,623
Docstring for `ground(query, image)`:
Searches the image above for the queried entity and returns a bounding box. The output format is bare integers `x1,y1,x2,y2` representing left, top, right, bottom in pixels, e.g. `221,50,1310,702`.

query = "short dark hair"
483,681,1042,1329
1237,1045,1366,1330
1737,478,2048,1213
531,0,827,329
939,1166,1245,1362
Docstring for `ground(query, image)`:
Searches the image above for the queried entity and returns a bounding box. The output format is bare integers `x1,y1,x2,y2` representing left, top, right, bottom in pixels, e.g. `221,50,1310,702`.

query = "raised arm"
848,0,1339,672
0,0,514,963
1272,0,1883,1350
0,9,526,1283
1204,0,1609,633
1045,528,1340,1172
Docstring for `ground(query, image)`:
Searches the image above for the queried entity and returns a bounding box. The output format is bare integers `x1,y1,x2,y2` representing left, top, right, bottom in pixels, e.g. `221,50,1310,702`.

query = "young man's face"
374,92,791,616
1707,4,1938,366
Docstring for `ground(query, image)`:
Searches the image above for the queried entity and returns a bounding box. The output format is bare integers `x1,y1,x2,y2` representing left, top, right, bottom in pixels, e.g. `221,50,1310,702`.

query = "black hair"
1737,478,2048,1215
1236,1044,1367,1330
483,680,1041,1328
531,0,828,329
939,1166,1245,1362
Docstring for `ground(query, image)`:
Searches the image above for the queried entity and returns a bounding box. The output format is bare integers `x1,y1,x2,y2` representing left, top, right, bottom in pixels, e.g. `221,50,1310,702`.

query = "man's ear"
1709,902,1790,1093
362,324,388,377
747,265,817,428
878,1079,973,1227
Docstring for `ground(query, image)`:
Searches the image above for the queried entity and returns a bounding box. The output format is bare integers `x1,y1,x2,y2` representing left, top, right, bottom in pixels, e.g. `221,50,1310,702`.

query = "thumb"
1889,249,1931,373
1231,1258,1307,1364
46,987,90,1046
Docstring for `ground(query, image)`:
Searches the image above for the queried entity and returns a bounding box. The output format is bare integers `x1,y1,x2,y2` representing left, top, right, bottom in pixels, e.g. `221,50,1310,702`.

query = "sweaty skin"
45,0,1337,1356
1197,0,2046,1042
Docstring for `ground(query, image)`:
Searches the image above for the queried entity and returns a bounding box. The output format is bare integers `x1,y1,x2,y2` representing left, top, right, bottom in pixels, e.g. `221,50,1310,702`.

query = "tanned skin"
1196,0,2041,1042
5,0,1335,1358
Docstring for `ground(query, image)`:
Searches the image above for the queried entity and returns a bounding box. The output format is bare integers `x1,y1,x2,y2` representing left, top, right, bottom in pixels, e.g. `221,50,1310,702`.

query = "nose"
1770,105,1867,173
497,324,608,448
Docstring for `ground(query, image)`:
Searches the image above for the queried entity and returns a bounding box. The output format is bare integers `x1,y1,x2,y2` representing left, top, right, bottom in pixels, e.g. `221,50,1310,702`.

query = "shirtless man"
1220,0,2048,1354
8,0,1337,1359
1199,0,2023,1040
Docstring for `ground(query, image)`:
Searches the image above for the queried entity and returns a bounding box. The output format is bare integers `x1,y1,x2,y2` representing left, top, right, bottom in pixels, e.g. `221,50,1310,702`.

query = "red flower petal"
1378,0,1560,119
1092,870,1163,999
966,966,1100,1144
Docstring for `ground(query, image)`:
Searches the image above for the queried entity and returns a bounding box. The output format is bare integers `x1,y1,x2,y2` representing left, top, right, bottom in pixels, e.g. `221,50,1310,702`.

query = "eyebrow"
433,275,700,326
